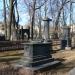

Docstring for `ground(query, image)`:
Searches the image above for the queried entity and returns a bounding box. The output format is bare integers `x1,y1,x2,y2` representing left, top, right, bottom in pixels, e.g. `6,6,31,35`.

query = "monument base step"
28,60,60,71
65,47,71,50
13,60,60,71
20,58,54,67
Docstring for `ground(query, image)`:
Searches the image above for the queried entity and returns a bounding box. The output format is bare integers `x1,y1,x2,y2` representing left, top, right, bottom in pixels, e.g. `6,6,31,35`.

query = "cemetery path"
51,50,75,75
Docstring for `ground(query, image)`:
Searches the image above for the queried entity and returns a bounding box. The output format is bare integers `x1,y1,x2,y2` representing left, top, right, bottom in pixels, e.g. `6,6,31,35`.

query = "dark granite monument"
19,42,53,69
13,17,60,75
61,26,71,50
19,26,30,40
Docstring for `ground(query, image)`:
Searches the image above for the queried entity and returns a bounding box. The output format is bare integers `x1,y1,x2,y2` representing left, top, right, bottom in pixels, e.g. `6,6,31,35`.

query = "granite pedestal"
22,42,53,68
61,40,71,50
13,42,60,74
61,26,71,50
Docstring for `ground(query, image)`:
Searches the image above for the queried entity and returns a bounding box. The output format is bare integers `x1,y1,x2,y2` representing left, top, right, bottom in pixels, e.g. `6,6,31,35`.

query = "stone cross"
43,17,52,41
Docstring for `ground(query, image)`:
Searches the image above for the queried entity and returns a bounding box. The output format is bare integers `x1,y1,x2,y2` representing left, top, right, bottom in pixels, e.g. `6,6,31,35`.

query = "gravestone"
19,42,53,69
61,26,71,50
19,26,30,40
43,17,52,41
13,17,60,75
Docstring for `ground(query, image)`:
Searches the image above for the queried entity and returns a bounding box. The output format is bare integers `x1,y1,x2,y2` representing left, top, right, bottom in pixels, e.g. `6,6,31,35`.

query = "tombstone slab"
61,26,71,50
43,17,52,41
13,42,60,75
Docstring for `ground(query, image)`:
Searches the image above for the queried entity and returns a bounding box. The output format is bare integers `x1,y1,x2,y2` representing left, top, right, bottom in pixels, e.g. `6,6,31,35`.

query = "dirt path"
50,50,75,75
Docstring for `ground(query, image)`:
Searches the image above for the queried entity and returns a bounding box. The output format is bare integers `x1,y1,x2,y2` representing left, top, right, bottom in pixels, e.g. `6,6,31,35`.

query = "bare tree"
52,0,70,39
11,0,19,41
24,0,48,40
3,0,7,39
6,0,19,40
7,0,14,40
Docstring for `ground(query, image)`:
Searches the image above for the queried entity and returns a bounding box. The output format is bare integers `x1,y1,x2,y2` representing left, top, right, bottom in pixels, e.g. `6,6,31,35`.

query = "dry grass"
0,50,23,75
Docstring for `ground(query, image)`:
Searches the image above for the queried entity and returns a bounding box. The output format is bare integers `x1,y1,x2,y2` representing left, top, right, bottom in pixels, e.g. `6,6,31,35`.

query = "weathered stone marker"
14,42,60,75
61,26,71,50
21,42,53,68
43,17,52,41
13,17,60,75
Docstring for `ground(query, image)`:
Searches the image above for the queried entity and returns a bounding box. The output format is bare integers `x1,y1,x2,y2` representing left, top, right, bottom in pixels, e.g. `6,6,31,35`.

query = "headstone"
19,27,30,40
13,42,60,75
68,68,75,75
61,26,71,50
19,42,53,68
43,17,52,42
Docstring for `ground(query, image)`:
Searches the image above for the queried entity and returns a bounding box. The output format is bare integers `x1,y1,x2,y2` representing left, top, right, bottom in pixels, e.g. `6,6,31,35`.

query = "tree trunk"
3,0,7,40
11,10,17,41
7,0,14,40
31,0,36,40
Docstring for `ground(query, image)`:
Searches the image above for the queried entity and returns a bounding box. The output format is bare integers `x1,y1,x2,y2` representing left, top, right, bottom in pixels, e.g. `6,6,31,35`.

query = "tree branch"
35,0,49,10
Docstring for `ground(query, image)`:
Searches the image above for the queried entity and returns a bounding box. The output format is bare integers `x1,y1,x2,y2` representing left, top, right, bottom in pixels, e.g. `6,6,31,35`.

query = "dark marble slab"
21,42,52,67
13,42,60,72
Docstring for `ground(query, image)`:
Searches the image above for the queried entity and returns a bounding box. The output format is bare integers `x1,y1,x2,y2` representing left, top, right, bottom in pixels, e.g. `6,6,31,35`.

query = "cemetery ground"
0,41,75,75
0,43,75,75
